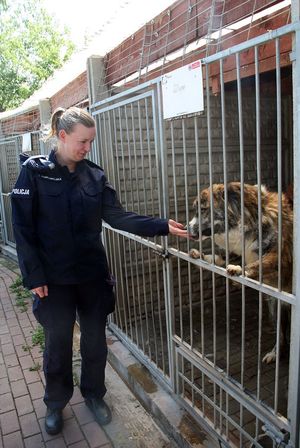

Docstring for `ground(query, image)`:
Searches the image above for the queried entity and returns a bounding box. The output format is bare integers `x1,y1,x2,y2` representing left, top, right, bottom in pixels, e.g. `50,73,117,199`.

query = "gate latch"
261,424,290,447
152,248,169,259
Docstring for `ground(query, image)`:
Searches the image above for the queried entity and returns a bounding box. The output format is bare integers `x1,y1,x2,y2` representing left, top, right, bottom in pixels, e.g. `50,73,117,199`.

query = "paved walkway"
0,257,112,448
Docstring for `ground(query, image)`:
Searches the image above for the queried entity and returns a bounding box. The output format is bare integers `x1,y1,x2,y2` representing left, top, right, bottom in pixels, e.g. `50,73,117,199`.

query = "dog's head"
188,183,245,240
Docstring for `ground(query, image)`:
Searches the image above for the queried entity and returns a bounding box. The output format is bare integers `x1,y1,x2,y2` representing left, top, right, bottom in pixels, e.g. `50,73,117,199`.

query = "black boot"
45,408,63,435
85,398,112,425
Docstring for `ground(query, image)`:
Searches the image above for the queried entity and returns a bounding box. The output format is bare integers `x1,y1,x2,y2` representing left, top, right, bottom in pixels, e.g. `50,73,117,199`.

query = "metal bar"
170,121,184,342
117,107,133,340
92,91,153,117
110,108,125,331
202,22,300,64
137,101,151,357
274,37,283,416
254,46,264,420
236,52,246,394
156,79,173,378
144,96,157,362
276,38,283,292
168,247,296,305
182,119,193,350
205,57,217,372
124,105,139,346
288,9,300,445
176,343,290,433
177,372,262,448
109,322,172,389
220,58,231,398
130,103,145,353
90,79,161,111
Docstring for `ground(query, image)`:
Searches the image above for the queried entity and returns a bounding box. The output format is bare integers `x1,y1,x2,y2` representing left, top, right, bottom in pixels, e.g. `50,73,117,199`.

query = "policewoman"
11,107,188,435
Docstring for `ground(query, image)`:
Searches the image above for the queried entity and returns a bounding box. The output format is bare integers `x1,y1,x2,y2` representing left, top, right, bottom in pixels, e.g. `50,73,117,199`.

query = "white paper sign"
161,60,204,119
22,133,32,152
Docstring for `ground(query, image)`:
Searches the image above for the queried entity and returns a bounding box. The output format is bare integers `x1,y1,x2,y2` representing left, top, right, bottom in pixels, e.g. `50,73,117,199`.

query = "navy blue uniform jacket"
11,150,169,290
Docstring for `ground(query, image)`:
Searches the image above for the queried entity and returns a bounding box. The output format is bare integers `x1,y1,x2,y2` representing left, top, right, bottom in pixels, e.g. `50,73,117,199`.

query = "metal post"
288,1,300,445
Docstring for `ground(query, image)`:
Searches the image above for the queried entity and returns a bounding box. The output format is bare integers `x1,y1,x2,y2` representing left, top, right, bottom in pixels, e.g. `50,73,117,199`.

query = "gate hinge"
262,424,290,447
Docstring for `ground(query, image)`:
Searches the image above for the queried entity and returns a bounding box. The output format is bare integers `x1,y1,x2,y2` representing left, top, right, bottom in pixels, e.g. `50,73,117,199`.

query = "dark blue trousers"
32,280,115,410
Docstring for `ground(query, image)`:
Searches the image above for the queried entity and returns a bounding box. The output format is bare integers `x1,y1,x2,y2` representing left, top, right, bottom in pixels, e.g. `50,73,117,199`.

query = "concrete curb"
106,328,218,448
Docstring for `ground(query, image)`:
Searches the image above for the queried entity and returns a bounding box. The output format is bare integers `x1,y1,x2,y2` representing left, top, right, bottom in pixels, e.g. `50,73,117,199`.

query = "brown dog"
188,182,293,363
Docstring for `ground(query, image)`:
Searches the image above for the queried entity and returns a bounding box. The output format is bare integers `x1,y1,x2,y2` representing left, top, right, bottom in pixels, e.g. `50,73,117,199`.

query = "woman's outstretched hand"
168,219,189,238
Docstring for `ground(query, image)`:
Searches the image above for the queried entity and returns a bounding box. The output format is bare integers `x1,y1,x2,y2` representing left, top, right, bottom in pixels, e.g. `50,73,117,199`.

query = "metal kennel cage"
90,19,300,448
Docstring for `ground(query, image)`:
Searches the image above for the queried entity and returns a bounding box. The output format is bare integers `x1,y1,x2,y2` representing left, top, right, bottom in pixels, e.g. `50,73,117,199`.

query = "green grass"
29,362,41,371
9,276,31,312
31,324,45,351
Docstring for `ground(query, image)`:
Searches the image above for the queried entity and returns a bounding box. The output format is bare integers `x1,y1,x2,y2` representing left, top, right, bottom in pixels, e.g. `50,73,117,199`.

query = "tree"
0,0,75,112
0,0,7,11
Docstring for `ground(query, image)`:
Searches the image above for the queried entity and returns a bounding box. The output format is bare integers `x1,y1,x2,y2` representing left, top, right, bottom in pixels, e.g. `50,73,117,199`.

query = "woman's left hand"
168,219,189,238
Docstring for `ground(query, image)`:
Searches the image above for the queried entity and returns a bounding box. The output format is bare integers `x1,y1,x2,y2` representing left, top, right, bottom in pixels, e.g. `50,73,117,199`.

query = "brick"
23,369,40,384
11,379,28,398
71,402,94,425
30,345,43,359
69,387,84,405
62,403,73,420
15,395,33,416
0,377,11,394
9,326,22,336
39,371,46,386
22,327,34,338
32,398,46,419
62,417,84,444
24,433,45,448
0,364,7,379
0,392,14,413
12,334,26,346
19,412,40,437
2,431,23,448
45,438,67,448
0,333,12,344
19,355,35,370
15,345,30,358
0,410,20,435
6,318,18,328
81,421,110,448
2,344,15,356
18,317,31,327
28,382,44,400
67,441,89,448
4,354,19,368
7,366,24,382
5,313,17,321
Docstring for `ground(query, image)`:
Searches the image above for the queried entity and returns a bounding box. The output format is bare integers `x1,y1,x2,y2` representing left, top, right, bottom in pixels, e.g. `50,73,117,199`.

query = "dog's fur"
188,182,293,363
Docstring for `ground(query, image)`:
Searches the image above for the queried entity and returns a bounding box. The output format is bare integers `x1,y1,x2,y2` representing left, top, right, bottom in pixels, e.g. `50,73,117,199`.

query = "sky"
43,0,175,49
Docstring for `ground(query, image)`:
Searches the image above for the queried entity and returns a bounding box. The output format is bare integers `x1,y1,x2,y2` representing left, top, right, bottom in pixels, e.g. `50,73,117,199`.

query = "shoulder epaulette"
20,153,55,172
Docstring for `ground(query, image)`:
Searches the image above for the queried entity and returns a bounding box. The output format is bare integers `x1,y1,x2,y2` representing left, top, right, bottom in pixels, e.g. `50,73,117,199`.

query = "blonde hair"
44,107,95,141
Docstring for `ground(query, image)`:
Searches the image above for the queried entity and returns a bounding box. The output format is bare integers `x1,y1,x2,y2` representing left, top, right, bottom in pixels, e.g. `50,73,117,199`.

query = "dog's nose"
187,224,198,239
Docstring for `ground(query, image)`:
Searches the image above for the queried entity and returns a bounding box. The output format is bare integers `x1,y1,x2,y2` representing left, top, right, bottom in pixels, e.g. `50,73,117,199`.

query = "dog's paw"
189,249,202,259
227,264,242,276
262,350,276,364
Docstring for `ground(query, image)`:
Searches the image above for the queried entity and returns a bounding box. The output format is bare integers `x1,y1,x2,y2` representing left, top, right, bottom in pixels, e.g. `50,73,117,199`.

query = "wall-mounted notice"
22,133,32,152
161,60,204,120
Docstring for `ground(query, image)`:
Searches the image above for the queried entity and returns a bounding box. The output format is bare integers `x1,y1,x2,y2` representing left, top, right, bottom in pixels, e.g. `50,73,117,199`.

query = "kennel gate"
90,21,300,448
0,132,41,246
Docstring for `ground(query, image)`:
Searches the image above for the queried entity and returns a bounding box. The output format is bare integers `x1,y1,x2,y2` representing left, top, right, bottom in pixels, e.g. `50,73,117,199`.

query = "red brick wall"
50,71,88,111
1,109,40,136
